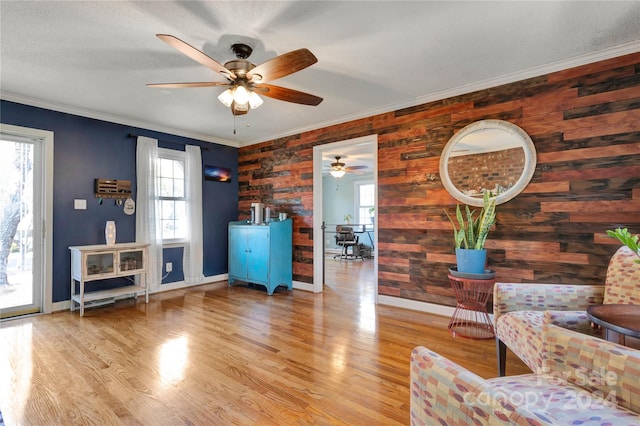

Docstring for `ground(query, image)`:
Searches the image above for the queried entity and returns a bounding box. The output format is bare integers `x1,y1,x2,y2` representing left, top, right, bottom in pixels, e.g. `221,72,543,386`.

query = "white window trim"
354,180,375,227
158,148,187,246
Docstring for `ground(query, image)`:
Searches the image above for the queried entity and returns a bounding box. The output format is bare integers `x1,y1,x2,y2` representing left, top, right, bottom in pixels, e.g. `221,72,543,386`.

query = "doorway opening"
312,135,378,299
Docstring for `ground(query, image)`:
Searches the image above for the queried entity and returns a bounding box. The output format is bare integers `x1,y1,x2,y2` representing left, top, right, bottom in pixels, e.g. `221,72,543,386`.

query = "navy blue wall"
1,100,238,303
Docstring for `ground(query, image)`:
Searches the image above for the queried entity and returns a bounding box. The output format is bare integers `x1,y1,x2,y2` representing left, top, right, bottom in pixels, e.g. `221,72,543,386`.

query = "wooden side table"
587,304,640,349
447,274,495,339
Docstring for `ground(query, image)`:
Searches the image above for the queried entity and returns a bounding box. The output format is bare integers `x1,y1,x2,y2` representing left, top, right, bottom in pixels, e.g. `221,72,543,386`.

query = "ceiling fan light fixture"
233,85,250,105
219,86,262,111
218,88,234,107
330,169,346,178
248,91,263,109
232,100,249,112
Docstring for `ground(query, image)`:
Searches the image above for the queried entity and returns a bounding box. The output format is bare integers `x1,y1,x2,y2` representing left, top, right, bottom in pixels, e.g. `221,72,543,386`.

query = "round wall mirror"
439,119,536,206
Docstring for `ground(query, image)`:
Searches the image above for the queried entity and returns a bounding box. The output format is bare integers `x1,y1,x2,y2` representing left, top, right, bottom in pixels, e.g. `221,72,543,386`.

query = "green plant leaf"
445,194,497,251
444,208,462,249
464,205,475,249
456,204,470,249
475,192,497,249
607,228,640,262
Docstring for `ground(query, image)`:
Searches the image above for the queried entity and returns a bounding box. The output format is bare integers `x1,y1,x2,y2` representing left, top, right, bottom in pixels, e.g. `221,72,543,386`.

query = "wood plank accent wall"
238,53,640,307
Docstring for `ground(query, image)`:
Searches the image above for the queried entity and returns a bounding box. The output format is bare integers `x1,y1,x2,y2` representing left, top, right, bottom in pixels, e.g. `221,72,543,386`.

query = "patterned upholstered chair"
410,324,640,425
494,246,640,375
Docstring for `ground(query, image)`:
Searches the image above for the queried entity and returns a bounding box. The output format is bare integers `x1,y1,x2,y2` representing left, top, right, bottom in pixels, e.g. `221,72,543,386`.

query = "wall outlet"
166,262,172,273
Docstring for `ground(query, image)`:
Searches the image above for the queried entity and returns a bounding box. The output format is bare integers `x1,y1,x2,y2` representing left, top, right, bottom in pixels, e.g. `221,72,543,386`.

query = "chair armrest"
543,311,600,336
410,346,512,425
541,324,640,414
493,283,604,321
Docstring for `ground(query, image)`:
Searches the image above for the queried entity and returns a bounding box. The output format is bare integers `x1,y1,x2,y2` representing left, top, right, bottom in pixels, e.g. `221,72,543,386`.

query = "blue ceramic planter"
455,248,487,274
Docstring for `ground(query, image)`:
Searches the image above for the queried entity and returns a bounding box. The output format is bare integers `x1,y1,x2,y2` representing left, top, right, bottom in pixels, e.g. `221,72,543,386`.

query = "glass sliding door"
0,129,47,318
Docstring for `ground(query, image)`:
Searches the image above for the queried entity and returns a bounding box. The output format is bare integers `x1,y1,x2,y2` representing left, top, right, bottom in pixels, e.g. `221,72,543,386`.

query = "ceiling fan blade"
156,34,235,80
346,165,368,171
146,82,230,88
255,83,323,106
247,48,317,83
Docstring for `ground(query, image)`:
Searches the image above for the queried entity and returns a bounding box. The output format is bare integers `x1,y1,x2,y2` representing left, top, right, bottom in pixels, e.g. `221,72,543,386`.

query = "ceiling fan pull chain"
233,115,237,135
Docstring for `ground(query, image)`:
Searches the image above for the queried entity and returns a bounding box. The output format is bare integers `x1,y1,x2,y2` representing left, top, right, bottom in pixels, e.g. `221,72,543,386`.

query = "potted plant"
368,207,375,224
445,191,497,274
606,228,640,263
344,213,352,224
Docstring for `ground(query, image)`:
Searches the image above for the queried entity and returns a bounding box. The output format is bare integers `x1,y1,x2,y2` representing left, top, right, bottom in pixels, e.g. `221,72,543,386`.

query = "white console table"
69,242,149,317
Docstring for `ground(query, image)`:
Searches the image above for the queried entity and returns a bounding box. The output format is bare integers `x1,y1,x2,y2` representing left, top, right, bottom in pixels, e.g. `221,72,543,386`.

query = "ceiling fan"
327,156,368,178
147,34,323,116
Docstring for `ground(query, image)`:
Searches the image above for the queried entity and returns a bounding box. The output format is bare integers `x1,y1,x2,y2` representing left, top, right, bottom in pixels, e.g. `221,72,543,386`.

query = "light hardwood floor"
0,257,529,425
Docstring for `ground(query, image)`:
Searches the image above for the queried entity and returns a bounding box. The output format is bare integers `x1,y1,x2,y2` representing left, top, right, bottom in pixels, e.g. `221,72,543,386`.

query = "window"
158,149,186,242
356,181,375,226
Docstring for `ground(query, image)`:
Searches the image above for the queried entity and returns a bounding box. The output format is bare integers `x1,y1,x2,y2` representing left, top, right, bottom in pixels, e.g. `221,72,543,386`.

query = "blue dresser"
228,219,293,295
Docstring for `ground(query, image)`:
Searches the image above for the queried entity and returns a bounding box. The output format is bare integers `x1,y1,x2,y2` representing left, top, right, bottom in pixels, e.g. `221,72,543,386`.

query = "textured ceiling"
1,1,639,149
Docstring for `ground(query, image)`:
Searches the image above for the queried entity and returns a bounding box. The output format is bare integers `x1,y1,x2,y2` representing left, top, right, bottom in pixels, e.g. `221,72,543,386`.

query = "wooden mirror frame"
439,119,536,207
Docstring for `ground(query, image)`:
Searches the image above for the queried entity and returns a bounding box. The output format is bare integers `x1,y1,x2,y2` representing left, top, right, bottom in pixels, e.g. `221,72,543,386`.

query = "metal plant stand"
447,274,495,339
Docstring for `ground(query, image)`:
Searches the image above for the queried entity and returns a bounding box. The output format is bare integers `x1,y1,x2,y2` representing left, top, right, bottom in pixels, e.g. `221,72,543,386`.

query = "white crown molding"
238,41,640,147
0,92,241,148
3,41,638,149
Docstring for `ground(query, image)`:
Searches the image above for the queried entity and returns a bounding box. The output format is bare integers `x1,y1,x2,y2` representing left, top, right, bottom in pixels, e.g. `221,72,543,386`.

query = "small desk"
587,304,640,347
447,274,495,339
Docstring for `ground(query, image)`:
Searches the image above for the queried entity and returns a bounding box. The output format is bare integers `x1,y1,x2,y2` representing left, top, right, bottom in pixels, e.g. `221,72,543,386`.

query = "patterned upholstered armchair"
494,246,640,375
410,324,640,425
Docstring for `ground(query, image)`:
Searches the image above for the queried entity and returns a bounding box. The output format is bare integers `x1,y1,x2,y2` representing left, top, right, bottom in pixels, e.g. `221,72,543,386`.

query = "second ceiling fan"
147,34,323,116
328,156,368,178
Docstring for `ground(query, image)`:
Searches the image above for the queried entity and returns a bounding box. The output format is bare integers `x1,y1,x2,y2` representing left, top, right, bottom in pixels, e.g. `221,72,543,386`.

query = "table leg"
70,278,74,312
604,328,625,346
80,280,85,317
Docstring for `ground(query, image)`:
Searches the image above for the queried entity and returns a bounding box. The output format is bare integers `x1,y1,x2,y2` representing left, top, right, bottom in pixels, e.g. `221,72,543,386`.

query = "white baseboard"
52,300,70,312
378,295,454,318
292,280,315,293
149,273,228,294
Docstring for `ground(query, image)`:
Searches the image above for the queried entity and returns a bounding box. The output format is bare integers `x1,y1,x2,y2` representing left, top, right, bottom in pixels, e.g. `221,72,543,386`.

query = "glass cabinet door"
118,249,145,273
85,252,115,277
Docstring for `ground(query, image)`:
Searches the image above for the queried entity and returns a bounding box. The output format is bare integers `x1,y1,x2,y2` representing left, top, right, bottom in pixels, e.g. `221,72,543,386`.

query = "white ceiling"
1,1,639,150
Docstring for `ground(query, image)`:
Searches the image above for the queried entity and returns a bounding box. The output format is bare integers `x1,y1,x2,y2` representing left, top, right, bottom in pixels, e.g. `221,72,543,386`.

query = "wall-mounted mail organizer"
94,179,132,200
